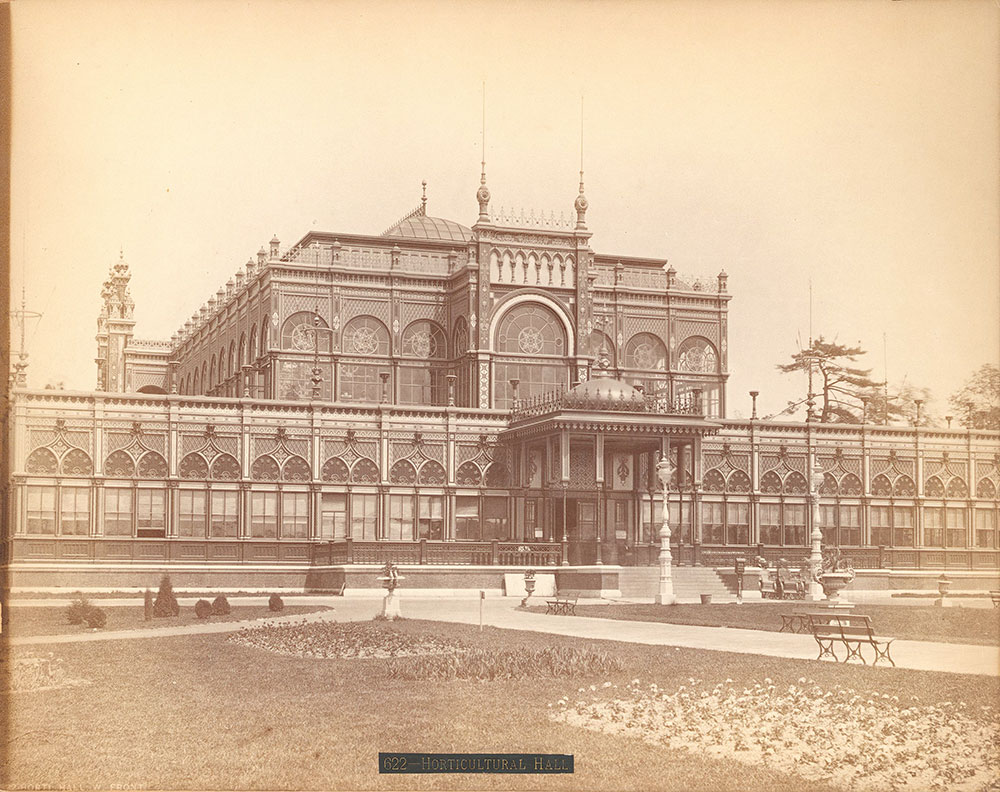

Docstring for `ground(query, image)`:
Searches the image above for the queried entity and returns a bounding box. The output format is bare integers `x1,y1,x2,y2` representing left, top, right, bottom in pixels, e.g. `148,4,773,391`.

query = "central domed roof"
562,373,645,410
383,214,473,244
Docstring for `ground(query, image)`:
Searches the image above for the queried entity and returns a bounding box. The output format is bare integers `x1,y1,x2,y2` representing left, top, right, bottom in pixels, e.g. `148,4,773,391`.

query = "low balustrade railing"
315,539,563,566
697,545,1000,571
510,386,703,420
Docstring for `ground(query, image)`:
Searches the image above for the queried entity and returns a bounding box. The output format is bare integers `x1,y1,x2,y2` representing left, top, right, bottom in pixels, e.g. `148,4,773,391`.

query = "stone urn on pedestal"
813,549,856,608
935,574,951,608
520,569,537,608
377,561,404,620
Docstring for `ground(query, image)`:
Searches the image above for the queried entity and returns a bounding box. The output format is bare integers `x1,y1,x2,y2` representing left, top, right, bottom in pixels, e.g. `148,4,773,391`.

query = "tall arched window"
623,332,668,395
675,336,721,417
399,320,447,405
281,311,331,352
453,317,470,408
249,325,258,362
208,356,216,391
339,315,390,402
493,303,569,408
238,333,246,370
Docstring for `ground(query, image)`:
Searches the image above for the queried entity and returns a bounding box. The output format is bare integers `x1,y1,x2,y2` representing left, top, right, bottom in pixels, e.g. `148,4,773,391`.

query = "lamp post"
654,452,677,605
308,309,334,401
807,460,825,601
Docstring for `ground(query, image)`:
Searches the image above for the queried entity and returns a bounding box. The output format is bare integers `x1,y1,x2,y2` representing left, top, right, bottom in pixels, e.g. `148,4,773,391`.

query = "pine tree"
776,337,885,423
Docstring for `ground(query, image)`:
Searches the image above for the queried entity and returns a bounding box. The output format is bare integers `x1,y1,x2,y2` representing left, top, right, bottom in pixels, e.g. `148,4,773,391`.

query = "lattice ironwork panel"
623,315,665,340
283,293,330,324
341,298,391,326
401,301,448,328
674,320,719,346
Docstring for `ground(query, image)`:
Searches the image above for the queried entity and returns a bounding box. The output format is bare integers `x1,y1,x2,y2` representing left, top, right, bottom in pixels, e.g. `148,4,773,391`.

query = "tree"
776,337,885,423
863,382,935,427
950,364,1000,429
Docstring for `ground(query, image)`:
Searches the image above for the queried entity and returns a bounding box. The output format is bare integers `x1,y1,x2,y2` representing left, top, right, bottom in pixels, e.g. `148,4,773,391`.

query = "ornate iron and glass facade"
5,178,999,581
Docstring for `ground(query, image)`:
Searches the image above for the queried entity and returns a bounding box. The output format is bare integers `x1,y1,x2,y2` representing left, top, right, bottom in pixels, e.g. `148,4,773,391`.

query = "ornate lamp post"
807,459,825,601
654,452,677,605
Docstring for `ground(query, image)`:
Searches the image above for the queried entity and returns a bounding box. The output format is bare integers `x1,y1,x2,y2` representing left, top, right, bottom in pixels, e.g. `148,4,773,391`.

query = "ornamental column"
654,453,676,605
807,460,825,601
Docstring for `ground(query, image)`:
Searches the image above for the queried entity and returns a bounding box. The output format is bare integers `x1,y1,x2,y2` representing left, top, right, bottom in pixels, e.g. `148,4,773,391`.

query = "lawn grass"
7,605,332,638
4,618,996,791
525,602,1000,646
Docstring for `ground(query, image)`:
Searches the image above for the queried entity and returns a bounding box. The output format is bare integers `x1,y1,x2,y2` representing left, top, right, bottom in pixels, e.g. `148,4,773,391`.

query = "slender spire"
574,95,588,230
421,180,427,212
476,80,491,222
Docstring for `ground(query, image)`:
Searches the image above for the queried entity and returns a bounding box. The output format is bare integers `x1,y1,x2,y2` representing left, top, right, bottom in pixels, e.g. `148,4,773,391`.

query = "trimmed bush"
268,594,284,612
194,599,213,619
66,593,90,625
211,595,231,616
84,606,107,629
153,575,180,618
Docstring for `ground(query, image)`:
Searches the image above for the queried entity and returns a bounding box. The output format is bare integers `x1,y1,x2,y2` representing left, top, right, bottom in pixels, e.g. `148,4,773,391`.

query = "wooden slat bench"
809,613,896,666
545,595,578,615
990,591,1000,608
779,613,813,633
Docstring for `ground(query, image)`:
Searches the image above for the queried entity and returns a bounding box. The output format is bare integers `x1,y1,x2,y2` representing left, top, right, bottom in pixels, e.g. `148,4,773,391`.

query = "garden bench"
545,595,578,615
809,613,895,667
990,591,1000,608
779,612,813,633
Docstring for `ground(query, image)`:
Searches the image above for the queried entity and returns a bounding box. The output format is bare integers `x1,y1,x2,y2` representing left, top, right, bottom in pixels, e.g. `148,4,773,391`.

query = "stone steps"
618,566,734,599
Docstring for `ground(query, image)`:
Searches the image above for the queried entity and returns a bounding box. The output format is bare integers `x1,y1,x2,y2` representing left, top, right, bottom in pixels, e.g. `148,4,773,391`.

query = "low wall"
554,568,623,599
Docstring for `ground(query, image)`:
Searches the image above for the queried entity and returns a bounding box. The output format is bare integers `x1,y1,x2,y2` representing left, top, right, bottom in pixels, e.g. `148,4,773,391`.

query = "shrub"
211,595,231,615
153,575,180,618
268,593,284,612
84,606,107,629
194,599,213,619
66,593,90,625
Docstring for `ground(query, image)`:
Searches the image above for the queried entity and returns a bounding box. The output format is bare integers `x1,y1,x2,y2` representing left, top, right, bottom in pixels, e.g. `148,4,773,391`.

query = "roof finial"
574,95,588,230
476,80,491,222
421,180,427,213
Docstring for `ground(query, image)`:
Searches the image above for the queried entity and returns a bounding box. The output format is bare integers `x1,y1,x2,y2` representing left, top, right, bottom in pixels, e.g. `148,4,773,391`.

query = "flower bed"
552,678,999,791
387,646,624,681
7,652,90,693
228,620,466,659
229,620,624,680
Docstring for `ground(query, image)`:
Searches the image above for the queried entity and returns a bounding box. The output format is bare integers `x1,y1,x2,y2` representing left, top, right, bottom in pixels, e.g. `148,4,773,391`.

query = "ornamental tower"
95,251,136,392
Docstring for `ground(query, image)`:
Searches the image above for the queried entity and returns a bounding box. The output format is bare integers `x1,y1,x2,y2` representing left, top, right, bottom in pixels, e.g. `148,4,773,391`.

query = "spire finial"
421,180,427,212
574,95,588,229
476,81,491,222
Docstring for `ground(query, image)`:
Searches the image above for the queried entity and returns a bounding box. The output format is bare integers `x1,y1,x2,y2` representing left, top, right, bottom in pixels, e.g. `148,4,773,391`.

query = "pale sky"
10,0,1000,421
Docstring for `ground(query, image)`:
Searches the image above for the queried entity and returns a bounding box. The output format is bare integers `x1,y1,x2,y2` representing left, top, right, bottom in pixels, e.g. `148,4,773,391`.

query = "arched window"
339,316,391,403
238,333,246,370
208,357,216,391
342,315,390,356
261,319,269,354
676,336,719,374
496,304,565,355
623,332,668,396
493,303,570,408
281,311,331,352
228,342,236,382
249,325,258,362
192,369,200,395
399,320,447,405
624,333,667,371
452,317,470,408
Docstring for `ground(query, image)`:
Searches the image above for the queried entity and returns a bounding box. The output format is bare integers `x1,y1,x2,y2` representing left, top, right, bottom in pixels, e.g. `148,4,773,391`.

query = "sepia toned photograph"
3,1,999,790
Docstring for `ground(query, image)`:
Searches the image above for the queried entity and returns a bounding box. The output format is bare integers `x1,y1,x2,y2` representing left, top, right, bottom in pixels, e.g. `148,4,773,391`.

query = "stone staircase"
617,566,734,600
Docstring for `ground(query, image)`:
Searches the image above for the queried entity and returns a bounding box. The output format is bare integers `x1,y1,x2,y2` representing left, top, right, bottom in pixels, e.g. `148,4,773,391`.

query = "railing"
698,545,1000,571
510,386,703,420
315,539,563,566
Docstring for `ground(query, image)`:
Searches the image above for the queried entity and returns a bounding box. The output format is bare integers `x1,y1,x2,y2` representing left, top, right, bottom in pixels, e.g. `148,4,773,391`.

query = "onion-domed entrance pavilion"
501,360,721,566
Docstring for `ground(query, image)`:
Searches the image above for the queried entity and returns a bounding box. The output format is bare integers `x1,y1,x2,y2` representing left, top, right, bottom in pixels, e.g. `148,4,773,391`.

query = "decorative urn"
937,574,952,597
521,569,537,608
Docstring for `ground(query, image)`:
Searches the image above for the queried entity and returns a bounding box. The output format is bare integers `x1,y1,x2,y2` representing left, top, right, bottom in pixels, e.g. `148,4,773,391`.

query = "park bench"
990,590,1000,608
760,570,807,600
809,613,895,667
779,612,813,633
545,595,578,615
